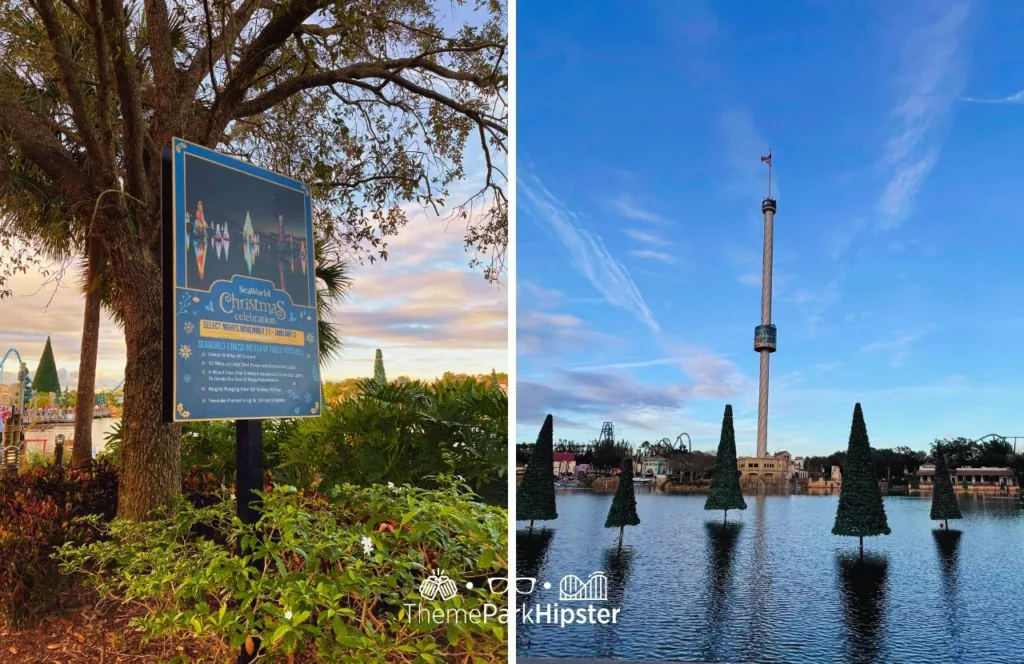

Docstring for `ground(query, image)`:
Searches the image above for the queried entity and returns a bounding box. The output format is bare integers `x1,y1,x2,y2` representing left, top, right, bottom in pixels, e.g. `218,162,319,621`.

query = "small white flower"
387,481,395,489
361,535,374,555
284,610,293,621
456,475,465,482
230,492,236,500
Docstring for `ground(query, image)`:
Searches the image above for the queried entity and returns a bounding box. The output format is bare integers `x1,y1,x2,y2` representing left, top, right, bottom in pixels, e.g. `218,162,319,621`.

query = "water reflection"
933,529,963,659
747,494,771,658
701,521,742,661
837,553,889,664
517,494,1024,663
516,528,554,611
596,546,635,657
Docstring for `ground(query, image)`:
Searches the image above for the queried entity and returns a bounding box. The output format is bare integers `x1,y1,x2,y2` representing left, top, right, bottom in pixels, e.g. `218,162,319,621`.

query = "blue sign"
167,138,321,421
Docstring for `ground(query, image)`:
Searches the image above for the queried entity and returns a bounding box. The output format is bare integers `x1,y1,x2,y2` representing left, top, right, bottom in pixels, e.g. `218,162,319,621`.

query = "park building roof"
916,465,1015,477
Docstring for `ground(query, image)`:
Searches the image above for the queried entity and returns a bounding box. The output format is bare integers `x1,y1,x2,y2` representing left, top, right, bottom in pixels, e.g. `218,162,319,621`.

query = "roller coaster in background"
599,421,692,453
1,347,122,423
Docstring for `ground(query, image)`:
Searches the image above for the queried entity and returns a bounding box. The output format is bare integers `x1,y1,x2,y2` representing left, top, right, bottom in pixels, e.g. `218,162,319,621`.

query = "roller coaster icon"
558,571,608,601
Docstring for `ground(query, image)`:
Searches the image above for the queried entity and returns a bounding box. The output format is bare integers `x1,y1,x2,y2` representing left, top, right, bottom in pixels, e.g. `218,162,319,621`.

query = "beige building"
917,465,1017,487
737,450,794,483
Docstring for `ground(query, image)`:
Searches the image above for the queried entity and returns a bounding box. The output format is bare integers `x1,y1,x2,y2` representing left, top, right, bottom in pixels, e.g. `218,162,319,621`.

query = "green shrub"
280,376,508,505
58,479,508,662
0,460,118,624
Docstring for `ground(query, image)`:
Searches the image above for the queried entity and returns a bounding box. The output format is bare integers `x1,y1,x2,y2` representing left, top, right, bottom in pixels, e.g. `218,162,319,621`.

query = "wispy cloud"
629,249,675,264
877,1,972,229
859,326,933,367
624,228,670,245
610,195,670,224
522,174,660,332
960,89,1024,104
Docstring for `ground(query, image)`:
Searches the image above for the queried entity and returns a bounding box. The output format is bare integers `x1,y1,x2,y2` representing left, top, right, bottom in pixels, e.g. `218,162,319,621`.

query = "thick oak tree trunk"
116,255,180,520
71,238,102,467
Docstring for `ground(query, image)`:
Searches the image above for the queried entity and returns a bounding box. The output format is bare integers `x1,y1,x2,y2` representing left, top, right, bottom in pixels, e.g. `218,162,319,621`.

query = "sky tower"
754,152,777,459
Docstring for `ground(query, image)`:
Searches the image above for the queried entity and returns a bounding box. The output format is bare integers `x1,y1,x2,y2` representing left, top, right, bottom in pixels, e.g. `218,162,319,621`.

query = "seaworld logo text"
219,292,286,320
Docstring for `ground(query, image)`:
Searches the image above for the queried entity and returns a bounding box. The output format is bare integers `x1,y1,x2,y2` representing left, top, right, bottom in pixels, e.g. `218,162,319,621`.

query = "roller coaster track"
0,348,24,384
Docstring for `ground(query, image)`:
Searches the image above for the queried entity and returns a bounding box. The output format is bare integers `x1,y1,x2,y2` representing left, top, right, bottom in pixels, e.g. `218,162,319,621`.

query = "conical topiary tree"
705,404,747,523
373,349,386,385
930,444,962,529
517,414,557,533
33,337,61,396
605,457,641,549
832,403,890,557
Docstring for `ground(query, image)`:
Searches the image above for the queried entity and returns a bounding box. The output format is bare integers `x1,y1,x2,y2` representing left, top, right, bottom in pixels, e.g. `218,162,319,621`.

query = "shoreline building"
917,464,1017,489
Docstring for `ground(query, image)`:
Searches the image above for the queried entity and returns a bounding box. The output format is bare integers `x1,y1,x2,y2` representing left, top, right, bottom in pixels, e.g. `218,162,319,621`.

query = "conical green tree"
605,457,641,549
517,414,558,532
929,444,962,528
33,337,60,395
704,404,747,522
373,349,387,385
832,403,891,557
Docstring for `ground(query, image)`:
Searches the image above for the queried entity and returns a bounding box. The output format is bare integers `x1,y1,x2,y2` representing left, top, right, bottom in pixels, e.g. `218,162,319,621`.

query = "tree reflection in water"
933,528,963,660
836,553,889,664
516,528,555,613
701,521,743,661
594,545,635,658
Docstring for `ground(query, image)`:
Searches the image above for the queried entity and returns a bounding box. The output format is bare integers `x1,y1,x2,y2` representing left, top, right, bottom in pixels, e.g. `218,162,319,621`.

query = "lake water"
19,418,118,458
516,492,1024,663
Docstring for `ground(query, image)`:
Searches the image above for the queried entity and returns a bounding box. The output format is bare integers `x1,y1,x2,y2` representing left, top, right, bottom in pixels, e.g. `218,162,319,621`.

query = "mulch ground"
0,588,225,663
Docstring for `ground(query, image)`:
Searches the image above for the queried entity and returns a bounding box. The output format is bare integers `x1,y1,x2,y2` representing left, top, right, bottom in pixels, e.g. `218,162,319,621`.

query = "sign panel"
166,138,321,421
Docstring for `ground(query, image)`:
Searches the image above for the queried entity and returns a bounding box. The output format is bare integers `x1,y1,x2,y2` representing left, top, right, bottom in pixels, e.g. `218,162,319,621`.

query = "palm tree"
312,235,351,363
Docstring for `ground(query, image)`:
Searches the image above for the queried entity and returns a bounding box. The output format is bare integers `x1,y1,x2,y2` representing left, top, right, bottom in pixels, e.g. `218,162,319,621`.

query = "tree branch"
99,0,149,213
182,0,262,102
30,0,104,170
202,0,326,144
0,84,93,208
143,0,177,142
232,62,506,138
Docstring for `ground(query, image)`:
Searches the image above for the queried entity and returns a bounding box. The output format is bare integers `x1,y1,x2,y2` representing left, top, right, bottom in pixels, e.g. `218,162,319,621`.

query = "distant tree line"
518,434,1024,485
806,436,1024,483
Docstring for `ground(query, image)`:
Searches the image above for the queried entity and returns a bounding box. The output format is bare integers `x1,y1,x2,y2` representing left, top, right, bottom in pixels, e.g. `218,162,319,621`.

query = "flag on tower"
761,154,772,165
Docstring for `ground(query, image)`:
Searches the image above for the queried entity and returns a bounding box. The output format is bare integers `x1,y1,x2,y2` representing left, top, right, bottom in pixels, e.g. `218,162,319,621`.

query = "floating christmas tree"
517,414,558,533
704,404,747,523
832,403,890,558
605,457,641,549
929,443,962,529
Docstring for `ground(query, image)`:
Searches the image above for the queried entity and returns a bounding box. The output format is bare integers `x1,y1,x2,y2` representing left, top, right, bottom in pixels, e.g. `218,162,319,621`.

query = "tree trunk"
724,509,728,524
859,536,864,559
71,238,103,467
617,525,624,550
529,519,534,535
116,261,181,520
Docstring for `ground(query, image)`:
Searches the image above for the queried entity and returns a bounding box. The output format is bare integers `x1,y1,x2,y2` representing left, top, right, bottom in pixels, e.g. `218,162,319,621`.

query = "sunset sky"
0,195,507,390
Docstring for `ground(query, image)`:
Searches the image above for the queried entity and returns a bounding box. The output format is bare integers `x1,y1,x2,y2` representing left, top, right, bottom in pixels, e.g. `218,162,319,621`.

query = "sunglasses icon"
486,577,538,595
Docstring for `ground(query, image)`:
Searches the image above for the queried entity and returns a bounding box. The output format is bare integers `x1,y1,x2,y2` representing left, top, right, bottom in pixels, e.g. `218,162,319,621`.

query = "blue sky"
516,0,1024,456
